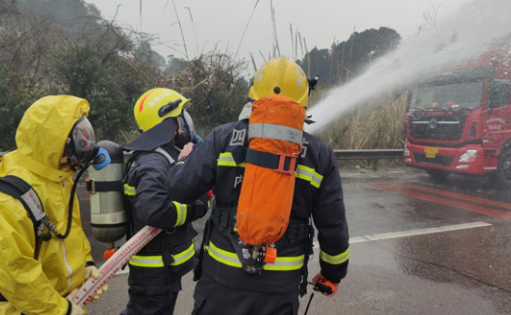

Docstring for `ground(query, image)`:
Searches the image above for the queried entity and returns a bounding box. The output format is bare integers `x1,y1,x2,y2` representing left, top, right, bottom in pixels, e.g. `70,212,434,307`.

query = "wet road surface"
80,167,511,315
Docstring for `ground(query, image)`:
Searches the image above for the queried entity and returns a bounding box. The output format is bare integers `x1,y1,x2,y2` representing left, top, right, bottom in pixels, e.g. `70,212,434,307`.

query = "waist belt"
129,243,195,268
206,241,304,271
211,206,310,247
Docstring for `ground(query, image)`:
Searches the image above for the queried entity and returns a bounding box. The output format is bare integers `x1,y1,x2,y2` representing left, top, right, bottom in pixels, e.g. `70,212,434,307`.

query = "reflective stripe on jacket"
123,145,207,279
166,119,350,293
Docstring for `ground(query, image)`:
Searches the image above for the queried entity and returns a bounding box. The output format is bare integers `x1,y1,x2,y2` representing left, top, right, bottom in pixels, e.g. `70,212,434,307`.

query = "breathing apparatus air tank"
86,140,127,246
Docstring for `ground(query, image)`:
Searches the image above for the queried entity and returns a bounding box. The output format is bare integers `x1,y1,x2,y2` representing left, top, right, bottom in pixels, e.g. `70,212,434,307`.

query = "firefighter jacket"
123,143,209,291
0,96,94,315
166,119,350,294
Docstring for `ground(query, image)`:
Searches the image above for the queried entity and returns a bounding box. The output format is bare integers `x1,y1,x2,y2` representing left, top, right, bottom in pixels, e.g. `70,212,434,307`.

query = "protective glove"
191,193,210,220
312,273,340,297
178,142,194,160
84,265,109,303
65,289,85,315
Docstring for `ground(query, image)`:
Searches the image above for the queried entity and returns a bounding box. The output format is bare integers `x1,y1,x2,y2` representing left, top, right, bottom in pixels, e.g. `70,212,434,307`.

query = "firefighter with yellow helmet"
120,88,208,315
166,57,350,315
0,95,107,315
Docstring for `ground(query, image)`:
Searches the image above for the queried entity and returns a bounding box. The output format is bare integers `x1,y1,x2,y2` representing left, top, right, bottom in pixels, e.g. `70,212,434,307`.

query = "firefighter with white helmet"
119,88,208,315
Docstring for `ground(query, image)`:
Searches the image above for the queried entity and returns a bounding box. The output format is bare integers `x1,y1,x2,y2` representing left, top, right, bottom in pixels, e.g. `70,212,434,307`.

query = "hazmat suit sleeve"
166,128,220,203
312,147,350,284
0,198,69,315
83,228,94,265
133,153,208,228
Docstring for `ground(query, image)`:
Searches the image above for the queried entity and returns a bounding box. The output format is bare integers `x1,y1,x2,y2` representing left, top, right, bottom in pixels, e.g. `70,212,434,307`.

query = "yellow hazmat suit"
0,96,94,315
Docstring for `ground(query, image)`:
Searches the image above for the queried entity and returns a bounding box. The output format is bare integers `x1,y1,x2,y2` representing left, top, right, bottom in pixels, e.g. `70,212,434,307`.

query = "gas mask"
64,116,110,171
174,110,197,149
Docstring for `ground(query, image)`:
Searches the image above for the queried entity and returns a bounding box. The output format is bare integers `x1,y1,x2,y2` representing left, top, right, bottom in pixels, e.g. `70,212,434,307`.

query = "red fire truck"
404,50,511,188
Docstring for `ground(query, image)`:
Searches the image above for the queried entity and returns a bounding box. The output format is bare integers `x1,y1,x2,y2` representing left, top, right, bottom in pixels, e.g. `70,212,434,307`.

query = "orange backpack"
236,95,305,247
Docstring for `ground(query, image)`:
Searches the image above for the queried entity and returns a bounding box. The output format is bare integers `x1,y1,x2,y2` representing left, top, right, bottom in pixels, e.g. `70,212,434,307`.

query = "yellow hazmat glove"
85,265,109,303
65,289,85,315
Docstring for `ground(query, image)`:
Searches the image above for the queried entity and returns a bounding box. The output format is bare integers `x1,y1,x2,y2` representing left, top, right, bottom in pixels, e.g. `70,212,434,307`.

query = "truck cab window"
489,80,511,108
411,81,484,111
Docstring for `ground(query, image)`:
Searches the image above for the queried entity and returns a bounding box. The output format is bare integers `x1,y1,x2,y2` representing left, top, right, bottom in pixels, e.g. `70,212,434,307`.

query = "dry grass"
317,91,408,168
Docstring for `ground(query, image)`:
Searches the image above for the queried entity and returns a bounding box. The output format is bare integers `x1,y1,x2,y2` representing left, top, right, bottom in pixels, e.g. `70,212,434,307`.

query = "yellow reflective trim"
172,201,188,227
123,183,136,196
129,244,195,268
129,255,164,268
176,161,184,165
206,241,304,271
206,242,242,268
320,247,350,265
263,255,304,271
132,255,161,260
296,165,323,189
171,243,195,266
311,171,324,188
217,152,246,167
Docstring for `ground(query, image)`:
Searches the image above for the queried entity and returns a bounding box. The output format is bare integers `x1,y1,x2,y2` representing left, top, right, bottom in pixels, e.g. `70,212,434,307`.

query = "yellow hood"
15,95,90,179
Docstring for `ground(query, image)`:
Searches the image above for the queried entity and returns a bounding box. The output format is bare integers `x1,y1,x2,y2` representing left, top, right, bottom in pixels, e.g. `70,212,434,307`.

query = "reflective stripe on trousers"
205,241,304,271
129,243,195,268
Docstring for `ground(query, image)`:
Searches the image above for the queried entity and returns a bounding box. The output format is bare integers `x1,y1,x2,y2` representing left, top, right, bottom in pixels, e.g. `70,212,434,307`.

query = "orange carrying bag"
237,95,305,246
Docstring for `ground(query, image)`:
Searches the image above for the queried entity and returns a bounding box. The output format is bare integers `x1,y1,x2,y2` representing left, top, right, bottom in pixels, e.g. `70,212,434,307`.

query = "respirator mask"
174,109,198,149
64,116,110,171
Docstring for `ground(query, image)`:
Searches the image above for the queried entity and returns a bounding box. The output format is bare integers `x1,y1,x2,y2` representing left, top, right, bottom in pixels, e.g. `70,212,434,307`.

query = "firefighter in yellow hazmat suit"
0,96,106,315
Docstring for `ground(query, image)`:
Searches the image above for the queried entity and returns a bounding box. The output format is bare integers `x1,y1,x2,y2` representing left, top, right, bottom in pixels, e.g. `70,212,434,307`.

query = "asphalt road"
80,167,511,315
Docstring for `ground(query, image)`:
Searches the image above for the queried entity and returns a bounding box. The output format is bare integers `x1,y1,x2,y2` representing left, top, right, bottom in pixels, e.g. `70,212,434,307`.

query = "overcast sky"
86,0,471,66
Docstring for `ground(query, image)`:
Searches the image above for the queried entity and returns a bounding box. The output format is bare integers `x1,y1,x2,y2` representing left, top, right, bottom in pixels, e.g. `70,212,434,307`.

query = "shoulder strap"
0,176,45,260
0,176,46,303
0,176,45,226
122,148,174,239
154,147,176,165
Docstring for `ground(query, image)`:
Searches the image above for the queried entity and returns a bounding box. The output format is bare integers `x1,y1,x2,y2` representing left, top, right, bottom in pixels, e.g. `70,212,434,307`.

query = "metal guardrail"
1,150,404,161
334,149,404,160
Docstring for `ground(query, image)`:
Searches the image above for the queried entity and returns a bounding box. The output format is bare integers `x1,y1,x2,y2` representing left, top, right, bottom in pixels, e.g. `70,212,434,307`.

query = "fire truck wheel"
425,169,449,183
496,149,511,189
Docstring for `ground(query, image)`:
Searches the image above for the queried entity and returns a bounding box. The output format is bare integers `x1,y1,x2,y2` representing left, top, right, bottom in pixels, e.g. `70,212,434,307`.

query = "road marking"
313,222,491,248
349,222,491,244
396,182,511,211
367,183,511,220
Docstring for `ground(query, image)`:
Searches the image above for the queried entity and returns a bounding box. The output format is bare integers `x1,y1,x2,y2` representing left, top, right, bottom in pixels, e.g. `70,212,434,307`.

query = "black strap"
211,206,237,233
0,176,43,242
0,176,46,303
246,148,297,174
194,217,213,281
300,222,315,297
86,179,123,193
122,149,176,239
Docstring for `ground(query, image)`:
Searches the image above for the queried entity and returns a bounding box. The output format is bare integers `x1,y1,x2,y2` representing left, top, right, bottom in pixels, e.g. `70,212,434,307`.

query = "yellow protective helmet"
134,88,190,132
248,56,309,107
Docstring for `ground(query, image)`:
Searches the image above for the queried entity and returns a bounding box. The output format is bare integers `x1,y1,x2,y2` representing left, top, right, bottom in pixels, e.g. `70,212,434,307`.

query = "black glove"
188,193,210,222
